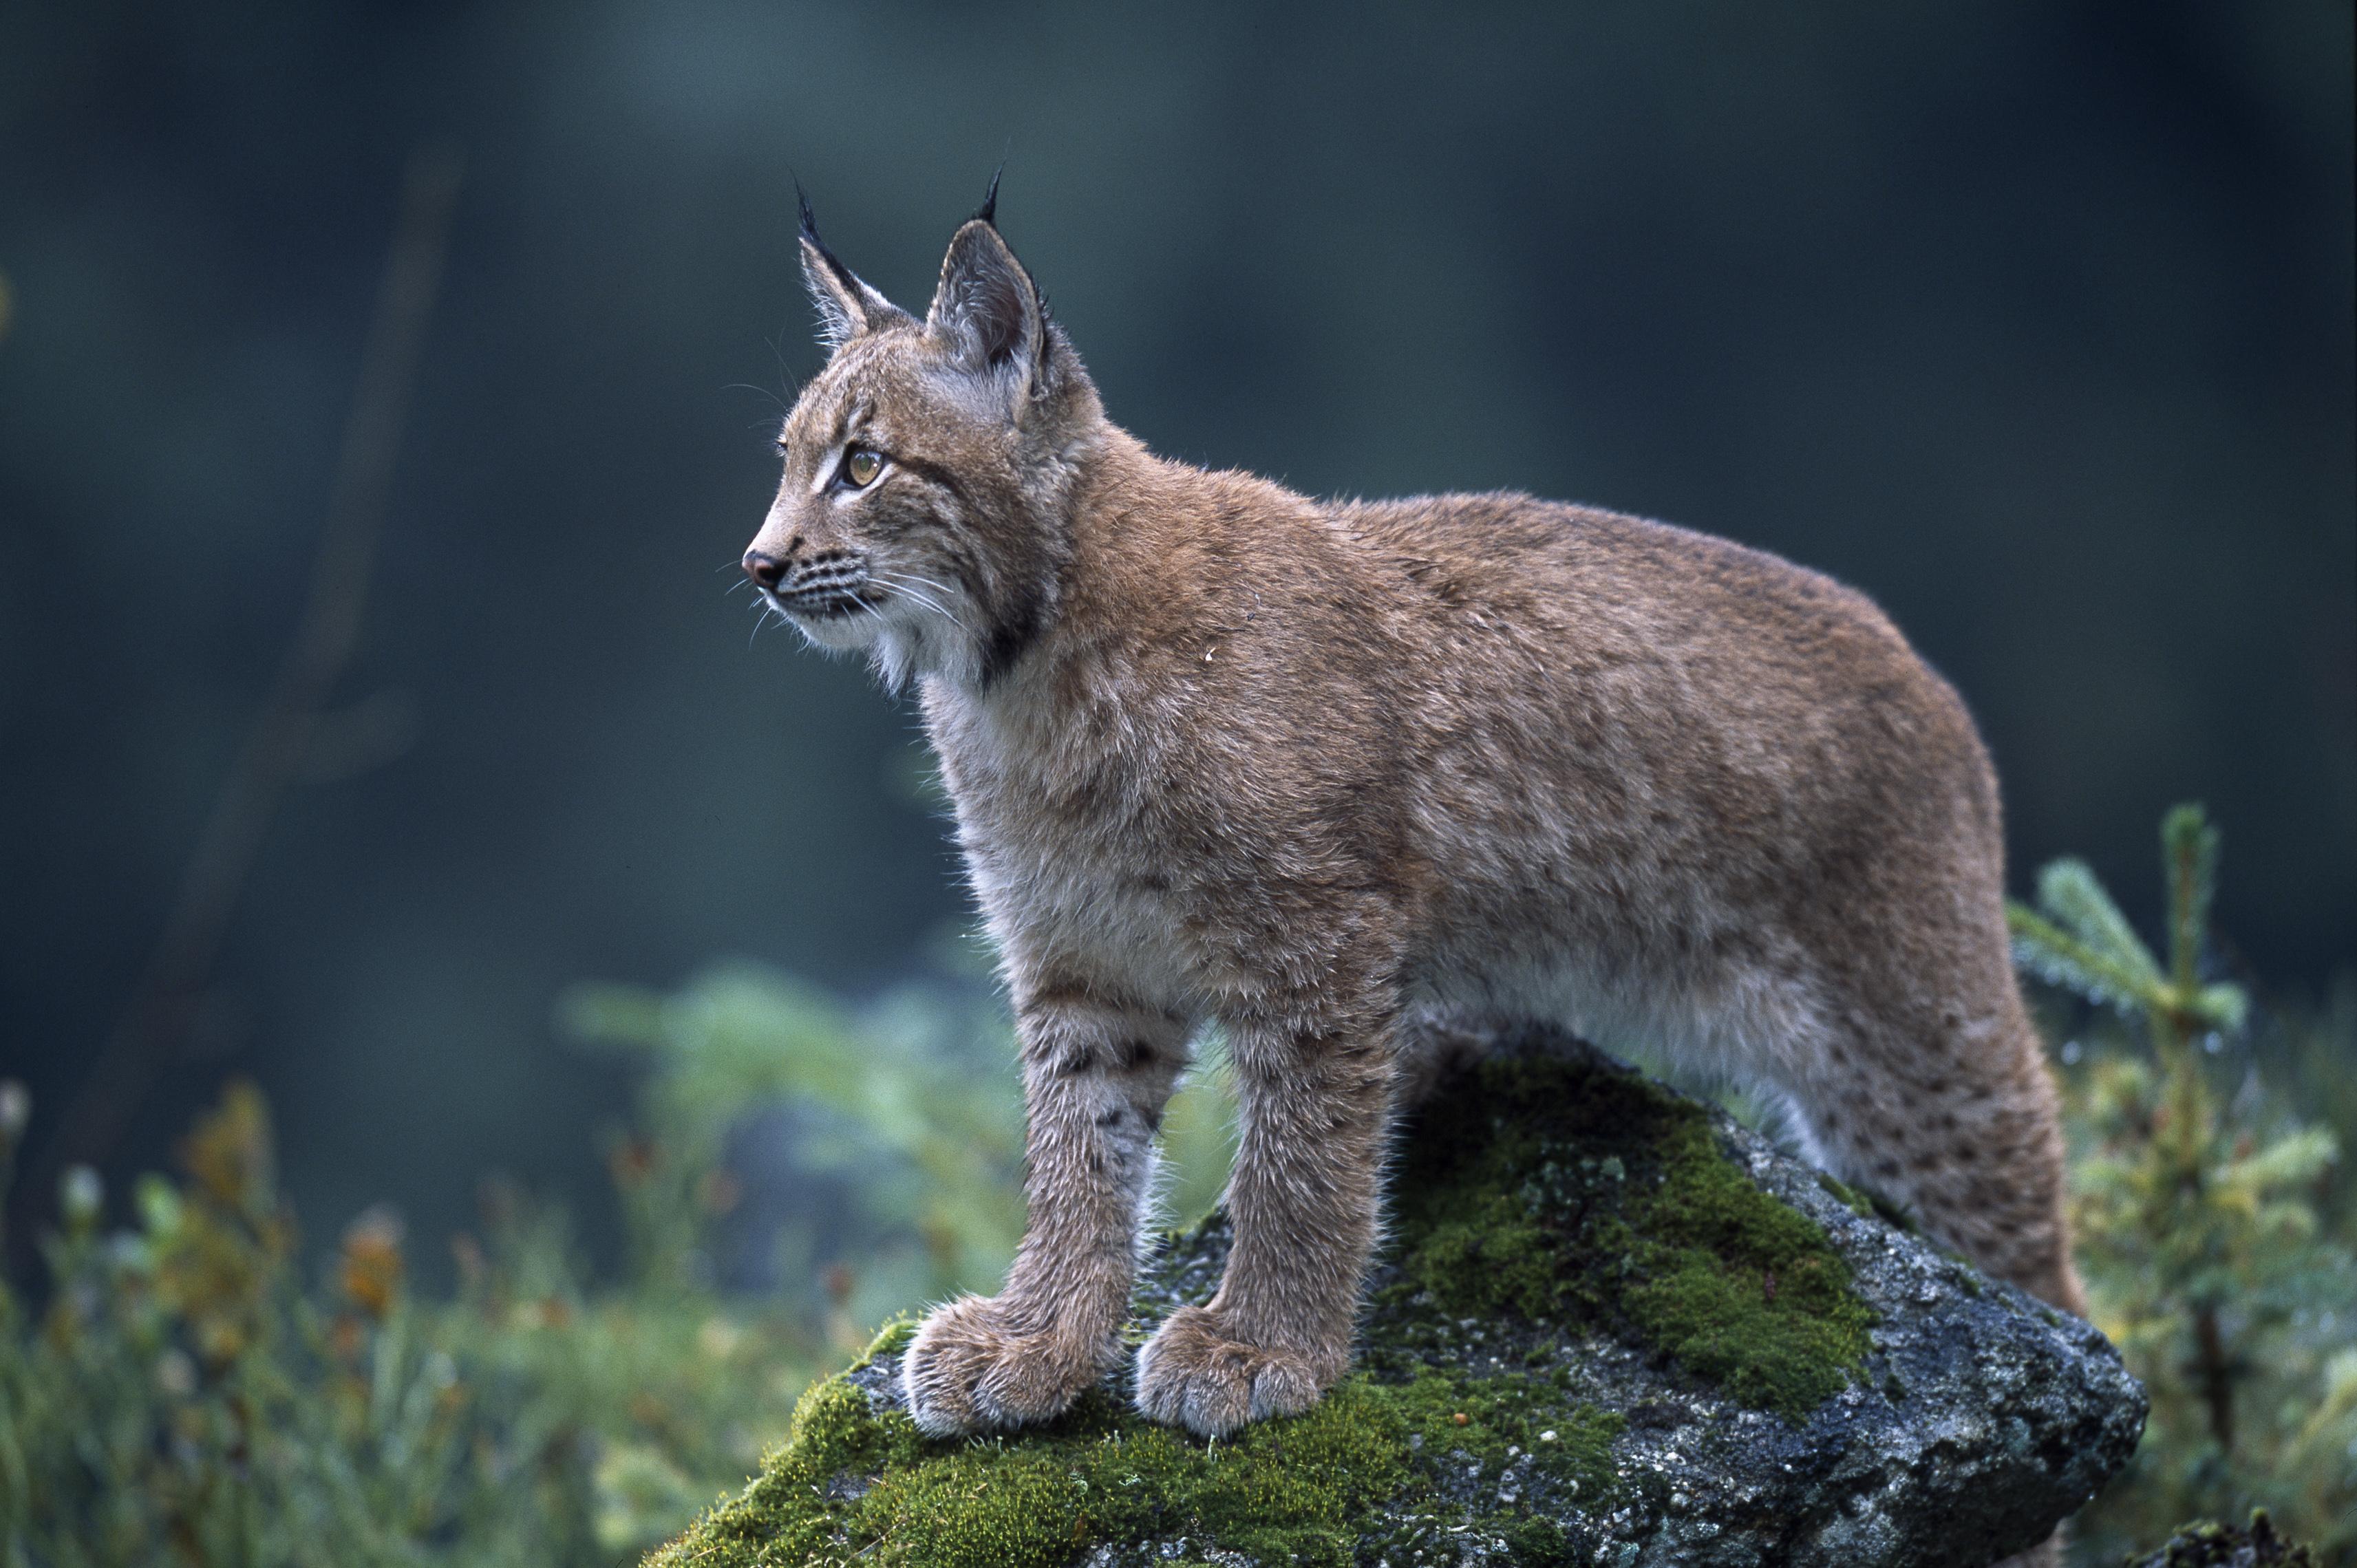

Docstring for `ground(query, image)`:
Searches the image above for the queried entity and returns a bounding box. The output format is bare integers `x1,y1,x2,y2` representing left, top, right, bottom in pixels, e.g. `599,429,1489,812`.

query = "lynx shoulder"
740,195,2082,1454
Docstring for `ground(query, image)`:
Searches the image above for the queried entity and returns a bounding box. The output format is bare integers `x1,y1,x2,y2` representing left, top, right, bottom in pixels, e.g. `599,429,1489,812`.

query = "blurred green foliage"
0,1073,813,1567
2012,806,2355,1562
3,813,2349,1564
558,960,1237,1328
0,963,1237,1566
559,967,1026,1333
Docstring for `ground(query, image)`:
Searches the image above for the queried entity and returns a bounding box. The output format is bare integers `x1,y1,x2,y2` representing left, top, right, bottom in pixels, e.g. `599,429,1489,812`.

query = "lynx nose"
742,550,786,590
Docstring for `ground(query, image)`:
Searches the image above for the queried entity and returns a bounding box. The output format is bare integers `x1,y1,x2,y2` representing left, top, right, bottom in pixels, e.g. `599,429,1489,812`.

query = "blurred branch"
28,143,463,1205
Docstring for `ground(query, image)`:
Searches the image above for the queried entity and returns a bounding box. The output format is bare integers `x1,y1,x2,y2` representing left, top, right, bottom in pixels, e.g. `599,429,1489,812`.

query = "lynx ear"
927,214,1047,396
797,188,906,351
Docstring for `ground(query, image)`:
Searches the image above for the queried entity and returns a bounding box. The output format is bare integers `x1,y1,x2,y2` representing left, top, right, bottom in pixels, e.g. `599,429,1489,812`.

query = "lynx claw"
1134,1304,1341,1438
901,1295,1102,1437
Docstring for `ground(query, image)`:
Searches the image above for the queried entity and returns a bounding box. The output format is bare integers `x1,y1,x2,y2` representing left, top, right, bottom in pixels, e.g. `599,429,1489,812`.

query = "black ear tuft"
794,183,908,351
973,166,1003,228
795,184,860,303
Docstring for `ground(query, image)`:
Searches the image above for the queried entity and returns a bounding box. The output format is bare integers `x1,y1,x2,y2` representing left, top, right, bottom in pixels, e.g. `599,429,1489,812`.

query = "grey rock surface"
839,1035,2146,1565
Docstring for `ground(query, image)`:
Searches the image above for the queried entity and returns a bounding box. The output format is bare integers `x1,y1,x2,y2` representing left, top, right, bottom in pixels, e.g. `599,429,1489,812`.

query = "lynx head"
743,182,1101,691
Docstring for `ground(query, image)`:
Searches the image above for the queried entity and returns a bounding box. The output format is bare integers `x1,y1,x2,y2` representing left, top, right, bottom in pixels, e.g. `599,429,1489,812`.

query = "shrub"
0,962,1237,1566
2009,806,2354,1562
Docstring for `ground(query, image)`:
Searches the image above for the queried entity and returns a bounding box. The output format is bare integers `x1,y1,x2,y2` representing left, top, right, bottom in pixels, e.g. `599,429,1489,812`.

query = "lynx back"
740,195,2082,1478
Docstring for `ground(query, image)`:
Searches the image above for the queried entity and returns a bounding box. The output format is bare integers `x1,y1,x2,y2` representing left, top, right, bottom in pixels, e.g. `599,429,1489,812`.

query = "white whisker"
879,568,962,602
877,575,957,613
878,581,954,623
748,586,799,647
869,568,963,629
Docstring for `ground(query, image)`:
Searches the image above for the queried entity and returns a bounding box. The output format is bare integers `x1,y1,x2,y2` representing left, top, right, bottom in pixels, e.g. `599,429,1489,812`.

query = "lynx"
741,190,2085,1457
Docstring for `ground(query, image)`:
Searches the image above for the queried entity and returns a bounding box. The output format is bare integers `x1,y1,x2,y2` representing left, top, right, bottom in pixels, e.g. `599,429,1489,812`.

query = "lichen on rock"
648,1032,2145,1567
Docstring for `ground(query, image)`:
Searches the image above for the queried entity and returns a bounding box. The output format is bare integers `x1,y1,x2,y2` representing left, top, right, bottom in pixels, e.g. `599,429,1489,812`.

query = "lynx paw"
1134,1304,1344,1438
901,1295,1105,1437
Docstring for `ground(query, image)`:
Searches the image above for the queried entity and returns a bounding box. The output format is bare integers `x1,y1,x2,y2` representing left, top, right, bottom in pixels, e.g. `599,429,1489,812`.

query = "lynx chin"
740,188,2084,1454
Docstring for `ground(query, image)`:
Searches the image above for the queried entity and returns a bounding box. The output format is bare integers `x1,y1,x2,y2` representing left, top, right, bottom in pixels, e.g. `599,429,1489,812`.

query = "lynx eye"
842,448,884,488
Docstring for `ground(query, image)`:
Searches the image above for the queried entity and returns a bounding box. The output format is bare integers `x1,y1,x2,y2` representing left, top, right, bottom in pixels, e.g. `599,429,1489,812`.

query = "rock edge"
650,1033,2146,1567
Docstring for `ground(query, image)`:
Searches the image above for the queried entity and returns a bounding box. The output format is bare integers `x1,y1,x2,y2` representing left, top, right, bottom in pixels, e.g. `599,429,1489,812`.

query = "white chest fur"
923,676,1199,1008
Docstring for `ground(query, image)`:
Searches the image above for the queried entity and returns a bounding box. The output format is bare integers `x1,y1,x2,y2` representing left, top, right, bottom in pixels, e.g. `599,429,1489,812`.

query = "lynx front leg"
902,991,1188,1436
1135,1005,1396,1437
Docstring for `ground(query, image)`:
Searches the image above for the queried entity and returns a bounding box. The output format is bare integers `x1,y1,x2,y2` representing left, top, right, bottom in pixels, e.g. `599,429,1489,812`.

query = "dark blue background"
3,0,2349,1280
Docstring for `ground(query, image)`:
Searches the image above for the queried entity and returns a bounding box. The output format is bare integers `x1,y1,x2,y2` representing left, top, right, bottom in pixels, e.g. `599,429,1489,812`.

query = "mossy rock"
2125,1510,2318,1568
649,1033,2145,1567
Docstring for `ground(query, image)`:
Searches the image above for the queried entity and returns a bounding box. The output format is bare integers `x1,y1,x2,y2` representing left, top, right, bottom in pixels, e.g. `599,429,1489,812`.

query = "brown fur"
743,206,2084,1507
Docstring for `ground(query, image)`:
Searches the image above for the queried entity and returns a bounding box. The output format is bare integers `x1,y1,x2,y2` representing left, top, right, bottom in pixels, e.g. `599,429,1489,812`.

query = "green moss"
1400,1188,1562,1321
649,1047,1869,1565
1382,1366,1622,1507
1815,1168,1876,1218
863,1315,920,1360
2130,1510,2317,1567
650,1352,1619,1567
1391,1050,1873,1419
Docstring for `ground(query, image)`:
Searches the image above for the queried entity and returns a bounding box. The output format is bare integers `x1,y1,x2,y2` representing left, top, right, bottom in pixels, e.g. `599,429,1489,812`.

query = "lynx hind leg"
1787,982,2081,1568
1389,1011,1497,1110
1791,997,2084,1318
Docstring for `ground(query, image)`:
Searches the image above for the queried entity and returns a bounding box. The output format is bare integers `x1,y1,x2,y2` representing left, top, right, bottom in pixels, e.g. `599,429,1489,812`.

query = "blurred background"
3,1,2351,1288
